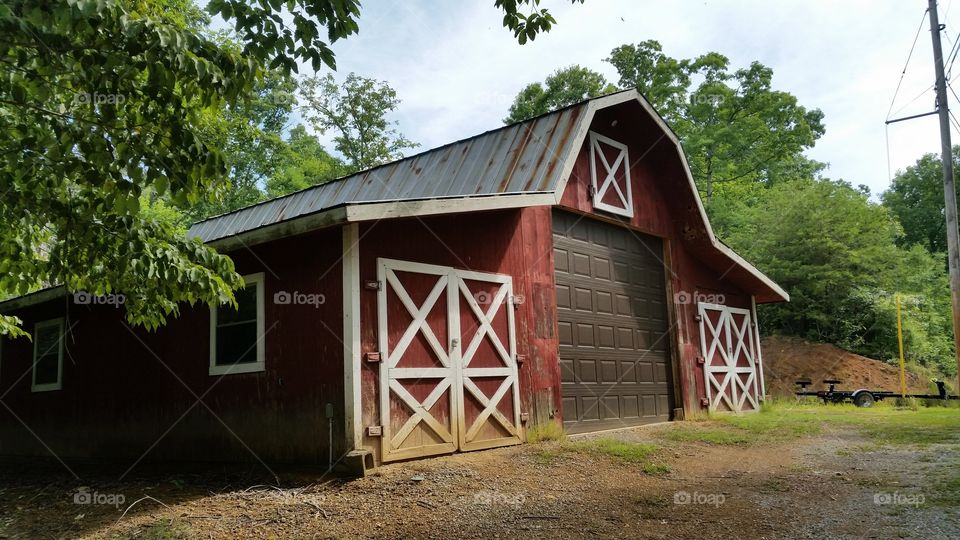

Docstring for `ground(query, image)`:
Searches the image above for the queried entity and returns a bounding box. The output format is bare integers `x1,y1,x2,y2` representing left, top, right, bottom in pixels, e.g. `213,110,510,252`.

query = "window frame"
31,318,64,392
588,131,635,219
209,272,266,376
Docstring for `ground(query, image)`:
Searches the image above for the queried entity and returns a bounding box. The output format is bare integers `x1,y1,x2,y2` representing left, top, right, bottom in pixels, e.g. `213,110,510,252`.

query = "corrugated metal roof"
189,103,589,243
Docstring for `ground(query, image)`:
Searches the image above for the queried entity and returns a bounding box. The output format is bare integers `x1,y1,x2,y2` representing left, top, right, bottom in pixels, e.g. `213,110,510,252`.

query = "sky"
289,0,960,197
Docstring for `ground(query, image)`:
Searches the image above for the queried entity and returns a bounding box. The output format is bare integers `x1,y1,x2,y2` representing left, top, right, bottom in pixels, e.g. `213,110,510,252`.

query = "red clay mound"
761,335,931,397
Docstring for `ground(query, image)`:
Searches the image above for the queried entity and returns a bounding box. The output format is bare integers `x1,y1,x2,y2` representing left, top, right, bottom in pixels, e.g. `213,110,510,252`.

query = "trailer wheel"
854,392,875,408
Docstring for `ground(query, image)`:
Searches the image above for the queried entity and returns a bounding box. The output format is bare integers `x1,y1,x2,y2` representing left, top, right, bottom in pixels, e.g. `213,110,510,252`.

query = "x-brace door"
698,302,761,413
377,258,522,462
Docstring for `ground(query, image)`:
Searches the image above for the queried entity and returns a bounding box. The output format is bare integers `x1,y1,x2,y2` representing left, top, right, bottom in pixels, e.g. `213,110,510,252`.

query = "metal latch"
365,351,382,363
366,425,383,436
364,280,381,291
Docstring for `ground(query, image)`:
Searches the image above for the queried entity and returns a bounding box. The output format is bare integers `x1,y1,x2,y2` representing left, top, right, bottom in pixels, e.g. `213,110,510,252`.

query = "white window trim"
209,272,266,376
589,131,635,218
32,318,64,392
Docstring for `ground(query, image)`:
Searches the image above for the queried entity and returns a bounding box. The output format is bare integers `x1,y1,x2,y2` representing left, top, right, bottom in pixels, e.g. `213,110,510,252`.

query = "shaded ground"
762,335,933,398
1,403,957,539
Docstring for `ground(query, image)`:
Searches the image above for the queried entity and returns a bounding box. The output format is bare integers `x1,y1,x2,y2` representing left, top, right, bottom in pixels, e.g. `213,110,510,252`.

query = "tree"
882,147,960,254
606,42,825,203
505,41,825,204
186,68,298,221
300,73,418,172
606,40,698,122
504,65,615,123
266,125,347,198
713,178,955,375
1,0,579,337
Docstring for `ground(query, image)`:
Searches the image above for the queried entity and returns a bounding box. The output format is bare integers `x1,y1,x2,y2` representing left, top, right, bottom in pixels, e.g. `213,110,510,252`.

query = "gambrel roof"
0,90,787,313
189,89,788,303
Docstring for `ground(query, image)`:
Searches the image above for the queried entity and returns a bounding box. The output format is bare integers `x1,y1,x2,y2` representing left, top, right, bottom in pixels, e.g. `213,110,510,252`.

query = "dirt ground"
1,406,957,539
762,335,932,397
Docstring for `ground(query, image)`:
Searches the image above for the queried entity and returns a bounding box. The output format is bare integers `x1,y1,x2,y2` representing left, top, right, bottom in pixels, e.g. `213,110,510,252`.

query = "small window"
32,318,64,392
589,131,634,218
210,273,265,375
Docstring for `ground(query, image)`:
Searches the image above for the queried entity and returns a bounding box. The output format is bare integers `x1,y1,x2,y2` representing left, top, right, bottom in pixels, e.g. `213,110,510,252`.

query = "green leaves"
713,179,956,377
496,0,581,44
504,65,616,124
0,0,577,338
300,73,418,172
207,0,361,73
881,147,960,254
0,0,256,334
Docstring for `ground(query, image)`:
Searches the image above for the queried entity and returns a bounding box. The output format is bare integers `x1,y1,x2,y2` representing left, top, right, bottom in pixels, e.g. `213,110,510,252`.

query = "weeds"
526,421,566,443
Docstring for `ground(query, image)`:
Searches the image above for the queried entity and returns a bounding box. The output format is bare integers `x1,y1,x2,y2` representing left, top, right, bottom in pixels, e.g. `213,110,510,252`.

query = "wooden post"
927,1,960,392
896,294,907,398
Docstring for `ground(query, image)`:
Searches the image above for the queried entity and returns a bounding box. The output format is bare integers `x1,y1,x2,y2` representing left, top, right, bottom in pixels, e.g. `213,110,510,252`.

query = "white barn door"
697,302,762,412
377,258,522,462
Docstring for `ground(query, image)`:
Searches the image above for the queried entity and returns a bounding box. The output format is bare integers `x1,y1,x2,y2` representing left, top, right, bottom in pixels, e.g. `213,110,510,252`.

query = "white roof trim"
0,286,67,312
344,192,556,222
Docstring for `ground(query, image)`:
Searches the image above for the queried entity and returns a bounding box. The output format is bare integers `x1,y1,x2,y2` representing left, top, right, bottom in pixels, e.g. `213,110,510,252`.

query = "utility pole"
928,0,960,392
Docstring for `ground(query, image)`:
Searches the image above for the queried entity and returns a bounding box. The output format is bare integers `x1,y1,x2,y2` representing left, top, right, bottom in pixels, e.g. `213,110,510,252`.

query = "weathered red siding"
356,208,558,463
0,228,345,465
557,100,754,412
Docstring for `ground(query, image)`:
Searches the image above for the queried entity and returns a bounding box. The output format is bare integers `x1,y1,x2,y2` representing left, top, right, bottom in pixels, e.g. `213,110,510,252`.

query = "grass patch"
562,438,668,474
810,405,960,446
530,447,563,465
641,462,671,475
664,425,754,445
933,474,960,507
665,401,960,448
526,421,566,443
567,438,658,463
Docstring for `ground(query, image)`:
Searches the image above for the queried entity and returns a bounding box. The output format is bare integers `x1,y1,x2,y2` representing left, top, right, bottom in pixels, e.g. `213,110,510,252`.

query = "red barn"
0,90,787,473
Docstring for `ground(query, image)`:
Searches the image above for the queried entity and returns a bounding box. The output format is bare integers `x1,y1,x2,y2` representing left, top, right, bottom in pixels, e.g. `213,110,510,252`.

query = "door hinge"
364,279,381,291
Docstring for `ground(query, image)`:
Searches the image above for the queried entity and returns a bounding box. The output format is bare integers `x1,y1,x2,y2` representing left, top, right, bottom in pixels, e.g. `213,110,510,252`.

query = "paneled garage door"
553,210,673,433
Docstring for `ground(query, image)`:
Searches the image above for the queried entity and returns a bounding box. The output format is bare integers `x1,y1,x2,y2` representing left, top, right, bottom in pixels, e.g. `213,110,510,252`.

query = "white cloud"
309,0,960,196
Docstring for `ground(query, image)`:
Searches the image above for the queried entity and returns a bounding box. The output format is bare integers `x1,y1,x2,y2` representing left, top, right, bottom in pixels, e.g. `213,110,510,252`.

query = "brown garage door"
553,210,673,433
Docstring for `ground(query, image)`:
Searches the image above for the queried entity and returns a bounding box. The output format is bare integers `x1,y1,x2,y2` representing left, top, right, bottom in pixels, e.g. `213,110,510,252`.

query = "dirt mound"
761,335,931,397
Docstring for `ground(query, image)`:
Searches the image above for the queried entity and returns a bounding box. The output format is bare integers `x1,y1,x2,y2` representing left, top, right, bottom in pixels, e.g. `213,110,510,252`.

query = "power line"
946,24,960,77
890,83,936,119
946,83,960,135
888,8,932,121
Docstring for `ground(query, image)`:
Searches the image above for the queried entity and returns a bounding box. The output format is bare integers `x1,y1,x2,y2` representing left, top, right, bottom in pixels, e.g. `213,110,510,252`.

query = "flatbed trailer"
795,379,960,407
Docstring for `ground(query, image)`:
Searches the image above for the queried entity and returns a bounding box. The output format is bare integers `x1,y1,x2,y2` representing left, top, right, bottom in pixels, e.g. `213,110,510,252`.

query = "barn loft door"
377,258,521,462
697,302,761,413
